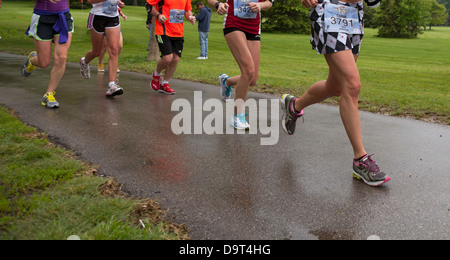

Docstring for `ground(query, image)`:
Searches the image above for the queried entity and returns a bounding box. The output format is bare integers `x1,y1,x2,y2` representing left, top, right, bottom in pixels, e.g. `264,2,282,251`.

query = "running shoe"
98,63,105,72
280,94,304,135
219,73,232,102
21,51,37,77
151,70,161,91
230,113,250,130
42,92,59,109
353,154,391,187
80,57,90,79
159,82,176,95
106,82,124,97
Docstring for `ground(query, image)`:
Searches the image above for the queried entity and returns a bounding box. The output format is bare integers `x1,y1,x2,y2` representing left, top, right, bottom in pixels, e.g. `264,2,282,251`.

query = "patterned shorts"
310,0,364,56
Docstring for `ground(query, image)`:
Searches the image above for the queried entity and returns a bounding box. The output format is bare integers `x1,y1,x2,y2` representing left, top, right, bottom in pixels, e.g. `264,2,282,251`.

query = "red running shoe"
151,70,161,91
159,83,176,95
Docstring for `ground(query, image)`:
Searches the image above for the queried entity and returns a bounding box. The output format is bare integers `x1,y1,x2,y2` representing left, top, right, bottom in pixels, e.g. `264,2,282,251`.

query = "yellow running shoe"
21,51,37,77
98,63,105,72
42,92,60,109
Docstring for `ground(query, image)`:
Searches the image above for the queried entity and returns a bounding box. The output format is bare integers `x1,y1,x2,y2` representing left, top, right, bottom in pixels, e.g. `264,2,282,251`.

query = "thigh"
247,40,261,81
33,38,53,66
105,26,121,49
225,30,255,72
325,50,360,91
53,33,72,60
90,29,105,54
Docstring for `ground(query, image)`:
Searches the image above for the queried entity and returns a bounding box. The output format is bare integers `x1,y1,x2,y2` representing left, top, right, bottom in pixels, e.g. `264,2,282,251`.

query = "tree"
262,0,310,34
146,16,160,61
426,0,448,28
373,0,432,38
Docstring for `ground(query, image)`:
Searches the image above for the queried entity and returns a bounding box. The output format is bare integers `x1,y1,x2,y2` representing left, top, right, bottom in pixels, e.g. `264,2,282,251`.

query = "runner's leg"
84,29,105,65
162,54,180,82
105,26,121,83
324,50,366,159
31,38,52,69
46,33,72,94
224,30,259,114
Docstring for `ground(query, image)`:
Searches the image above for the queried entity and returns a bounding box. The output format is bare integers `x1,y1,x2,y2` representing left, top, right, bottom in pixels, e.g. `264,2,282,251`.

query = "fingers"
217,3,229,15
301,0,318,8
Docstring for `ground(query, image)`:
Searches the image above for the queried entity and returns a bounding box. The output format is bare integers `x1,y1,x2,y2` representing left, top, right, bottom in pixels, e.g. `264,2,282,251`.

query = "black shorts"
223,27,261,41
87,13,120,34
156,35,184,57
26,12,74,41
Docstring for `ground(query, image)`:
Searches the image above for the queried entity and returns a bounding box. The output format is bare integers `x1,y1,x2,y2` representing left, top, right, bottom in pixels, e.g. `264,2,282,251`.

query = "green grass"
0,2,448,123
0,106,188,240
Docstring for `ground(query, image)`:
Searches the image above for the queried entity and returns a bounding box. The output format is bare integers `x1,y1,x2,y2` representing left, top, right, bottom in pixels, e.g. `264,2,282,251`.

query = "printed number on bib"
170,9,185,24
103,0,118,15
234,0,258,19
324,4,361,34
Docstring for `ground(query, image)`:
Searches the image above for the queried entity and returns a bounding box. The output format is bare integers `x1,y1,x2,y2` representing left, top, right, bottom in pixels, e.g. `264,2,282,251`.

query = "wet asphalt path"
0,53,449,240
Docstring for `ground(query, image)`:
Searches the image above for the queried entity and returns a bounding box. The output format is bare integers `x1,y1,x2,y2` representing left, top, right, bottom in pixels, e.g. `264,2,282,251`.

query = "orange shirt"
147,0,192,38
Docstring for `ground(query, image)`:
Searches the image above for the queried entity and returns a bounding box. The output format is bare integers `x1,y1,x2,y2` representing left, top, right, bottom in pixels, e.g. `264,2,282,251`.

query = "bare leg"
46,33,72,94
224,31,260,114
294,50,366,159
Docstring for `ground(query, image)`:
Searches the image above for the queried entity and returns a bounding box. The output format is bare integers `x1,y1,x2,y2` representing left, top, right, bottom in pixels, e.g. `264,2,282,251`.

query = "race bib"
169,9,185,24
324,4,361,34
102,0,118,15
234,0,258,19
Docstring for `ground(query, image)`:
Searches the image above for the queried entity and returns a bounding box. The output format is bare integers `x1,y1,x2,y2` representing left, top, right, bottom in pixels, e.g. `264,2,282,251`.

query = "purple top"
34,0,69,12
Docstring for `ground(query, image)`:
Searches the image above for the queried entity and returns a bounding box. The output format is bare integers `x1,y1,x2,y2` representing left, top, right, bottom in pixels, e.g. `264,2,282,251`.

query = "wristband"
215,2,220,9
156,14,161,20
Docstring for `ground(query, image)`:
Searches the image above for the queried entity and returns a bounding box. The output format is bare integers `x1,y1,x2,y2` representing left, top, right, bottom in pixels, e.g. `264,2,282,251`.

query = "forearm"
88,0,106,4
260,0,274,11
185,10,193,20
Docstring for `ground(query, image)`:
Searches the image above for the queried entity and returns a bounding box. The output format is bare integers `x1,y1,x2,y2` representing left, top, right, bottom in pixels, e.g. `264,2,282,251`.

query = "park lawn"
0,2,448,124
0,106,189,240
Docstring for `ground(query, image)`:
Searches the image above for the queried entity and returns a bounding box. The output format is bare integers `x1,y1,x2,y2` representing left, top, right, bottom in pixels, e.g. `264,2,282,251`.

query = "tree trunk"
146,17,160,61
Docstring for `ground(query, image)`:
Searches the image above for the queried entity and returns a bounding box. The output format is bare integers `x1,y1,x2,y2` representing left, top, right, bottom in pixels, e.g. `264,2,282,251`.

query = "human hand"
158,14,167,24
217,2,229,15
248,2,261,13
188,15,196,25
301,0,318,8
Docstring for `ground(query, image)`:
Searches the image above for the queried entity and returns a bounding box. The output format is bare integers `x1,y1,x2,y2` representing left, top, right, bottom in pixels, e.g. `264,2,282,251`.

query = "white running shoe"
106,82,124,97
230,113,250,130
80,57,90,79
219,73,232,102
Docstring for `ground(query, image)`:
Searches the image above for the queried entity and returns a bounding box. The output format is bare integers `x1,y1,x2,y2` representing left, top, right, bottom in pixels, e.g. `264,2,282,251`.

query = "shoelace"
46,92,56,102
225,86,233,96
27,63,36,72
361,155,380,174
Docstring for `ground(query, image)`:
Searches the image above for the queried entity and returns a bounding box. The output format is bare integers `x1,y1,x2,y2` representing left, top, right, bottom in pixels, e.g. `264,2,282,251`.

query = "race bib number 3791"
324,4,361,34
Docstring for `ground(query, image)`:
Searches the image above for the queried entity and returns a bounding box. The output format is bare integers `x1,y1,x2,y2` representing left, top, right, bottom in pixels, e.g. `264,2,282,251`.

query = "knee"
342,78,362,100
38,58,52,69
242,66,256,85
108,47,119,58
92,49,102,57
53,53,67,66
171,54,180,63
249,76,258,86
161,54,173,64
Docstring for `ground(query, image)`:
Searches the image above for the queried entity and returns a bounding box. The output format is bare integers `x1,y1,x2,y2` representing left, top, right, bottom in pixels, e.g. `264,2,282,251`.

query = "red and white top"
223,0,265,35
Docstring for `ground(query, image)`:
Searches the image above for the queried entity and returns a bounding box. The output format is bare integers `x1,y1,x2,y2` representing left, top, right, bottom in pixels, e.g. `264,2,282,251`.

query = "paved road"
0,53,449,240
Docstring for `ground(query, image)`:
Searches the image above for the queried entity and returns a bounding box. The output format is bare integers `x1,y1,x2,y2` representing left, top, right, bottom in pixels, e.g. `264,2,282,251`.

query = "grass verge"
0,105,189,240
